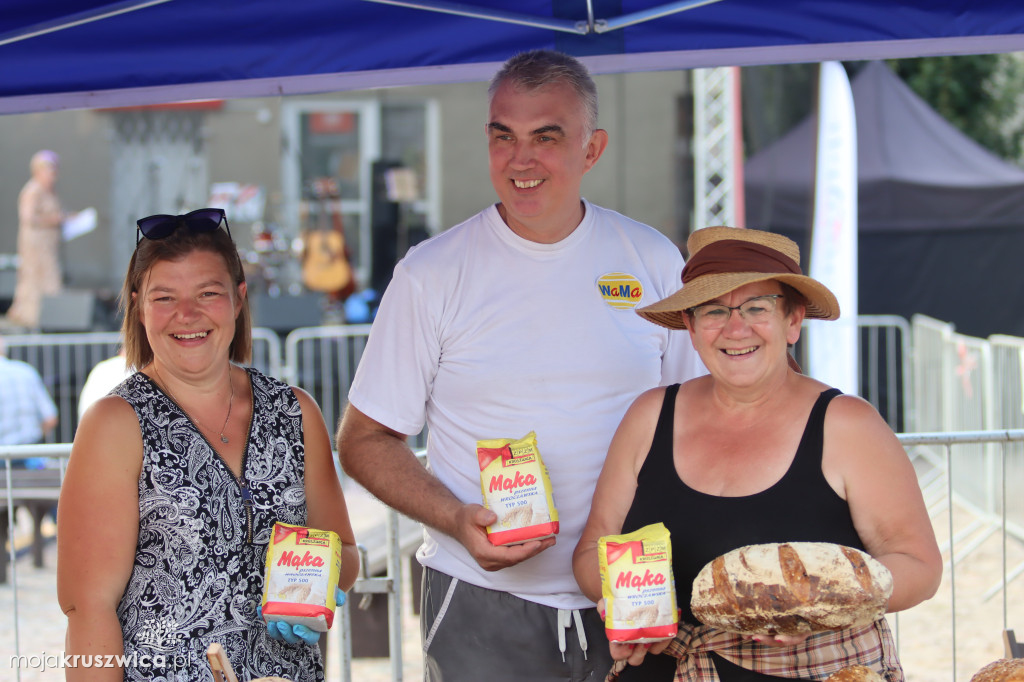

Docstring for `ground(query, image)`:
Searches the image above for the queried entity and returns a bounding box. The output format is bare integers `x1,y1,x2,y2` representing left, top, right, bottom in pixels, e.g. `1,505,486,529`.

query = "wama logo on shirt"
597,272,643,310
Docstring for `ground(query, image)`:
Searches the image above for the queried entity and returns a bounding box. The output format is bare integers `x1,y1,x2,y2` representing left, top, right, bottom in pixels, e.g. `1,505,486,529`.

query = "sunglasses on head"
135,208,231,246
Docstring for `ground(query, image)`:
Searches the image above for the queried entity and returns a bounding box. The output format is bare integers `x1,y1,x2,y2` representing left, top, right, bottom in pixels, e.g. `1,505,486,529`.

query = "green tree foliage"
885,55,1024,160
740,63,817,159
741,57,1024,162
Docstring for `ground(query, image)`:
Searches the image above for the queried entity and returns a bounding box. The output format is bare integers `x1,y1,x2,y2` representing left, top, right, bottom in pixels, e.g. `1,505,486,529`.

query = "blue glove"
267,619,320,645
259,587,347,645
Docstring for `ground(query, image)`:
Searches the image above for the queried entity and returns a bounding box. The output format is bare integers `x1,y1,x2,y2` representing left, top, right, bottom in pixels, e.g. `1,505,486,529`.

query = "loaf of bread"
970,658,1024,682
825,665,885,681
690,542,893,636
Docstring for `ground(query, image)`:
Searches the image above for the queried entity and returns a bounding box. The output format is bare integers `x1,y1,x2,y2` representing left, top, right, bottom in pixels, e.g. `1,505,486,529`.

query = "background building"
0,70,696,329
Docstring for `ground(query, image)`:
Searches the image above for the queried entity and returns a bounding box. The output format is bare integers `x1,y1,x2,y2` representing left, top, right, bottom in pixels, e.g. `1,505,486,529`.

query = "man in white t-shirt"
77,349,131,420
337,50,704,682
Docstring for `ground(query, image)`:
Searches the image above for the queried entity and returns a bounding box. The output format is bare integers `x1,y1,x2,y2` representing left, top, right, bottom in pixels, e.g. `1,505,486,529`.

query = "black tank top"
616,385,864,682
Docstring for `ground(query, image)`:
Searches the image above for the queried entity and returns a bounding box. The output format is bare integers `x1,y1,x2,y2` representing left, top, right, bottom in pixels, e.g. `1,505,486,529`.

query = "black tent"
745,61,1024,338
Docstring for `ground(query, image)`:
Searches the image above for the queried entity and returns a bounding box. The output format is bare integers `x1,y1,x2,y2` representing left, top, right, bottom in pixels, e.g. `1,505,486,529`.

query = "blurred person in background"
76,346,131,421
5,150,66,329
0,337,58,468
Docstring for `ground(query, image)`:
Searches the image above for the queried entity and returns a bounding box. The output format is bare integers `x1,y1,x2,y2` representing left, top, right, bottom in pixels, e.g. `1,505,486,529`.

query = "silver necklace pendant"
153,365,235,448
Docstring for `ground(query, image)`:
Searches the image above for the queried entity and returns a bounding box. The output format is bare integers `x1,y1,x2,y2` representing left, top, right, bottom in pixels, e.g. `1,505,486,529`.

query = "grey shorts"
420,566,614,682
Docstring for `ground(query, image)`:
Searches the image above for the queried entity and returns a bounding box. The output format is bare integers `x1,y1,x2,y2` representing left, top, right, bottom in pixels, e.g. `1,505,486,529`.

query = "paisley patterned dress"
113,368,324,682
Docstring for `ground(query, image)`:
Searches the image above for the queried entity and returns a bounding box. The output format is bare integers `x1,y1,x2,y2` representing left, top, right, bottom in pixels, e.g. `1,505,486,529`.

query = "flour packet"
261,522,343,632
477,431,559,546
599,522,679,643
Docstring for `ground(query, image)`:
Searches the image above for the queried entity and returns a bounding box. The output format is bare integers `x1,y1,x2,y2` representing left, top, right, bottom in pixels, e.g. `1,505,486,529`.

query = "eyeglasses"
688,294,784,331
135,208,230,246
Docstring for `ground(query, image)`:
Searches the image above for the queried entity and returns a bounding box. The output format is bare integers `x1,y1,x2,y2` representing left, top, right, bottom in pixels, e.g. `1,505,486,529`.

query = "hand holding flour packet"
261,522,343,632
599,522,679,643
477,431,559,546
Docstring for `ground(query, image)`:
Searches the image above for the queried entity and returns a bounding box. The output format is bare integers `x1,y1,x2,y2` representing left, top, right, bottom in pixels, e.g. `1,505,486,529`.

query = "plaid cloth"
607,619,903,682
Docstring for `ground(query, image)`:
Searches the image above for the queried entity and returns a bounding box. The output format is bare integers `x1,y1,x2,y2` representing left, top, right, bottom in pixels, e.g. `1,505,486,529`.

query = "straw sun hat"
637,226,840,330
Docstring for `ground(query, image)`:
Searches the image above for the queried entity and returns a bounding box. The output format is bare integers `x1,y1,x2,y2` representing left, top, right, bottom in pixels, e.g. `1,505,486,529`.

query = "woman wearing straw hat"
573,226,941,681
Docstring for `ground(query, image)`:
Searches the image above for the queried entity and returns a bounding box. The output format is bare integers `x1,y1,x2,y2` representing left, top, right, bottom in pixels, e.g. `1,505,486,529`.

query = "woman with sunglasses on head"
573,226,941,681
57,209,359,681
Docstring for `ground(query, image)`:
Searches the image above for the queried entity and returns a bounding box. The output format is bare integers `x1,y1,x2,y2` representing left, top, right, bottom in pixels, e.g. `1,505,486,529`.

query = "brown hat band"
681,239,801,284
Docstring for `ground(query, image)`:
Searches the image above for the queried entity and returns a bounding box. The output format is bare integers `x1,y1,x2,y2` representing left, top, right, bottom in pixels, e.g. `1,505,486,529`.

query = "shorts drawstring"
574,609,589,660
557,608,589,662
423,577,459,652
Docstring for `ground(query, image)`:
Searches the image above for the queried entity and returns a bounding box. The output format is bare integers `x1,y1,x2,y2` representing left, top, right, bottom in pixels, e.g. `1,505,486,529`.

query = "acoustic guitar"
301,178,355,297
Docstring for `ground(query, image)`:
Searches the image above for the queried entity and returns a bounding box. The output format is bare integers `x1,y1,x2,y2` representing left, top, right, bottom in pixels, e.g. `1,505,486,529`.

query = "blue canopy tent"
3,0,1024,113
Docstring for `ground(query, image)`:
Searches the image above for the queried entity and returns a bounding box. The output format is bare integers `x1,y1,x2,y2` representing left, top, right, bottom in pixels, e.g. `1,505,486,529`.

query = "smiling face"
487,80,608,243
687,281,805,388
136,249,245,378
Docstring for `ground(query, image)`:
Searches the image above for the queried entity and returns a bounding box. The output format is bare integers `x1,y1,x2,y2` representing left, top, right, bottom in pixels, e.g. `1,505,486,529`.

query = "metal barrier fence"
0,445,396,682
3,329,282,444
0,316,930,682
3,432,1022,681
6,319,904,448
4,332,122,444
989,334,1024,431
894,430,1024,681
911,315,994,433
1,444,67,678
858,314,913,432
789,315,911,431
910,316,1024,535
282,324,428,451
5,317,1024,680
283,324,367,448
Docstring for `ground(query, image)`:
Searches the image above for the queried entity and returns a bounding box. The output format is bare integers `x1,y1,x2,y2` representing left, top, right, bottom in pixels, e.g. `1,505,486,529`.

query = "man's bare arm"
337,404,463,533
336,405,554,571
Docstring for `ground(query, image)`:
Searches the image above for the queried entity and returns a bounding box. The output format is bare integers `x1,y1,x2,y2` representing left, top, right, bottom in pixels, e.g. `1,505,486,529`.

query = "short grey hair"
488,50,599,141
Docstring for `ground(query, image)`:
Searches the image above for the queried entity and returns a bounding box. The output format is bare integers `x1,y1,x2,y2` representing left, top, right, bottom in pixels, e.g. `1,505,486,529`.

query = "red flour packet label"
261,522,342,631
599,522,679,643
477,431,559,546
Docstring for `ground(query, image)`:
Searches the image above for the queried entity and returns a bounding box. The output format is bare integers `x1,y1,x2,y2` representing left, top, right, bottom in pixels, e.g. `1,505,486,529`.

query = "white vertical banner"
807,61,859,395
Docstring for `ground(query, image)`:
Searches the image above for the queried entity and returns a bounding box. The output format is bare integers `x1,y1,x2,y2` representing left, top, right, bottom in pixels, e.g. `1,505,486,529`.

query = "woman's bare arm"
295,387,360,591
58,396,143,681
824,395,943,612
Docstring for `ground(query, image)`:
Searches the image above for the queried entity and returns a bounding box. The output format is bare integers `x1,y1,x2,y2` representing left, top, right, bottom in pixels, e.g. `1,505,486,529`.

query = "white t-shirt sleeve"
77,357,130,419
645,244,707,386
661,327,708,385
347,259,442,437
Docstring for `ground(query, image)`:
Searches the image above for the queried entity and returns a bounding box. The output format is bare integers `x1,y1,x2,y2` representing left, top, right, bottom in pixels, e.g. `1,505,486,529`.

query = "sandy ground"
889,502,1024,681
1,498,1021,682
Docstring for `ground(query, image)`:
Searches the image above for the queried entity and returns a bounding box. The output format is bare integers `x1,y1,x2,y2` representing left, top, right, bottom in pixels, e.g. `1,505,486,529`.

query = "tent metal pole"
354,0,587,34
355,0,725,34
597,0,726,33
0,0,172,47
